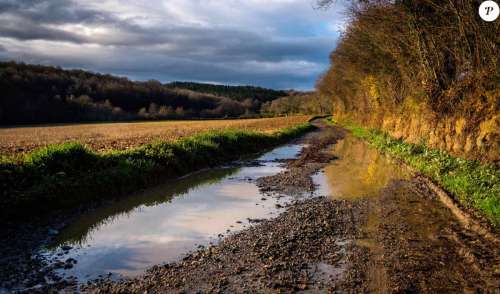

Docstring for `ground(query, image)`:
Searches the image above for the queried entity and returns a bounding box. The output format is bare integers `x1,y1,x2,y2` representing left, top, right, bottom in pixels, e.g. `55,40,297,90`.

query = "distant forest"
0,62,289,125
166,82,287,102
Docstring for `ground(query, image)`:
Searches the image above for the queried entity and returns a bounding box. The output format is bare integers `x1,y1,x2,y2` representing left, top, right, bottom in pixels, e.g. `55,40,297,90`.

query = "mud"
256,123,345,196
3,121,499,293
0,209,85,292
82,197,366,293
365,177,500,292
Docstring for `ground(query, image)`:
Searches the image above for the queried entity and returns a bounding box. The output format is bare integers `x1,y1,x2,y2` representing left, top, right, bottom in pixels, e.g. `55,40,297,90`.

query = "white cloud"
0,0,346,89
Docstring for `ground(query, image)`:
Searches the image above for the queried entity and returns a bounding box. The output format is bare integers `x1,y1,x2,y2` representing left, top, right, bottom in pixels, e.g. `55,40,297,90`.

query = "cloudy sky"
0,0,345,89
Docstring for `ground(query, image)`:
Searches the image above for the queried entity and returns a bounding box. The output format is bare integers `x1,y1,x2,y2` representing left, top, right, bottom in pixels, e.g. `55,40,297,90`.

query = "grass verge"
329,118,499,227
0,123,314,218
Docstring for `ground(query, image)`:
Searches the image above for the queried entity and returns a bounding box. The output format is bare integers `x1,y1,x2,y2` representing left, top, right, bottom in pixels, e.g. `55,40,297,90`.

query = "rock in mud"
256,127,344,197
82,197,366,293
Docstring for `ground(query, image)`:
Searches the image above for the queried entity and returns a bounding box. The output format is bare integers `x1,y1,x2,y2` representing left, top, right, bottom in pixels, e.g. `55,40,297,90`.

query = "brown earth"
0,116,311,156
333,110,500,164
353,177,500,293
256,122,345,196
82,122,500,293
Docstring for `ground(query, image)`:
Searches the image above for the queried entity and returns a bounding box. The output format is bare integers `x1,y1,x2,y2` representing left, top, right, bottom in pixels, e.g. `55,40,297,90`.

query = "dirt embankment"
334,111,500,164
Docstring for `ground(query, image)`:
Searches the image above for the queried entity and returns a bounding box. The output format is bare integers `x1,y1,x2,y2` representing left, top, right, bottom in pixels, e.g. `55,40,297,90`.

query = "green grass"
0,123,314,218
329,118,499,226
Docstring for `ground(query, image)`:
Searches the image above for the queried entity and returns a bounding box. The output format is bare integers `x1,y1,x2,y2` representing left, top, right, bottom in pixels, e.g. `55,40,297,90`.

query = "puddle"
313,136,413,200
40,144,304,282
37,135,420,287
313,135,479,292
308,239,352,286
312,135,414,293
37,134,412,285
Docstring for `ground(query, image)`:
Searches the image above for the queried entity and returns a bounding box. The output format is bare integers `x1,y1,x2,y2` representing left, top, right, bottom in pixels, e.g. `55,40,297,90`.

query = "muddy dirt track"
81,121,499,293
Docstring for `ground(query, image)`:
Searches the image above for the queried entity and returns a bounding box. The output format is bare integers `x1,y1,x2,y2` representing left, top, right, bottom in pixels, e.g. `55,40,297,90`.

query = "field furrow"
0,116,311,156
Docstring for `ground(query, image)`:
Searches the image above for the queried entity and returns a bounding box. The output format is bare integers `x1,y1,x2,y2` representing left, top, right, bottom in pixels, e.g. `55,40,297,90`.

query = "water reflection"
314,136,413,200
51,168,238,248
42,144,303,281
312,135,413,292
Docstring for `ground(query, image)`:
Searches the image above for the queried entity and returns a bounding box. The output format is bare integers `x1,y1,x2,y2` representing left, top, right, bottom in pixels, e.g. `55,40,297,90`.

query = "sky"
0,0,346,90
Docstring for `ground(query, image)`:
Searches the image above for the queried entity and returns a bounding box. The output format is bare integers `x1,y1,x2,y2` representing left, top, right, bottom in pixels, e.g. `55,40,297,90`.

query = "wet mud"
365,177,500,292
2,121,499,293
256,123,345,196
83,197,365,293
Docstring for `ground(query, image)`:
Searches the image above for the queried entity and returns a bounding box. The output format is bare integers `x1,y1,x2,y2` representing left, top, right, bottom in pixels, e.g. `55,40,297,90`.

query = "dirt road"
82,121,499,293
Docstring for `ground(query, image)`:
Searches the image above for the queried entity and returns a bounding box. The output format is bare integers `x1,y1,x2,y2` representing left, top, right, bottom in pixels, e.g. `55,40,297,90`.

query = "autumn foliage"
317,0,499,162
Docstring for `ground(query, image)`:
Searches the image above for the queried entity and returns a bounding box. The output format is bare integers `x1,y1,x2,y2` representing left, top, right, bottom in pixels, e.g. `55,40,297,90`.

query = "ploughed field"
0,116,311,156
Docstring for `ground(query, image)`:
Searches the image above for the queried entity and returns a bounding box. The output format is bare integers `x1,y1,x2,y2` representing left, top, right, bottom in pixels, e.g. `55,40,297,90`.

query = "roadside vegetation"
261,91,332,116
0,122,314,219
317,0,499,162
330,118,499,226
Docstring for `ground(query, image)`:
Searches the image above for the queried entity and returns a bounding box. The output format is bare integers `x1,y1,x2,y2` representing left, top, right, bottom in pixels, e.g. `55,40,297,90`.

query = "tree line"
317,0,498,121
0,62,290,125
261,92,332,116
316,0,499,162
166,82,287,102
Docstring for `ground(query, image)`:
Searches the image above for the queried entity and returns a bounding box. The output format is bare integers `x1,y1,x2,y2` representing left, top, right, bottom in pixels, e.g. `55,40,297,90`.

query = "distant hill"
166,82,288,103
0,62,288,125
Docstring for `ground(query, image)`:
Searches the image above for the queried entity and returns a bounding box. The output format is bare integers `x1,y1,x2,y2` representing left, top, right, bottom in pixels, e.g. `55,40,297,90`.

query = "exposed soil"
0,220,64,291
0,116,311,156
2,121,499,293
256,122,345,196
367,177,500,293
83,121,499,293
0,201,114,293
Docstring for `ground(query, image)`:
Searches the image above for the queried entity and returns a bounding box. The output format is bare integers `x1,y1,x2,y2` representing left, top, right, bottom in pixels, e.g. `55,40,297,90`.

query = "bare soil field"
0,116,311,156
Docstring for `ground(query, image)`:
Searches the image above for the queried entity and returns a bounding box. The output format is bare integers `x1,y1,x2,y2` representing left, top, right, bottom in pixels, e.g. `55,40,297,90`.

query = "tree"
175,106,185,118
0,61,290,124
138,107,148,118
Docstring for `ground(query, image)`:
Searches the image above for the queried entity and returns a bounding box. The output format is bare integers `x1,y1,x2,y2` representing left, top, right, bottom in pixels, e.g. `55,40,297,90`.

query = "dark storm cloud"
0,0,342,89
0,0,124,43
0,4,331,63
0,0,111,24
0,18,86,43
129,26,333,63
